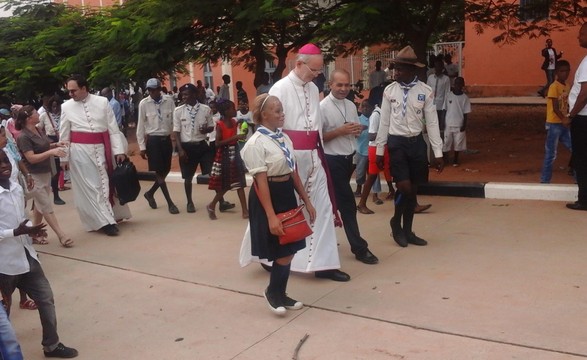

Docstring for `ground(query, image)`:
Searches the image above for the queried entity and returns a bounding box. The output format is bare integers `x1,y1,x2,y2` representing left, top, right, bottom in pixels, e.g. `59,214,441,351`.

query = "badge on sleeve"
417,94,425,101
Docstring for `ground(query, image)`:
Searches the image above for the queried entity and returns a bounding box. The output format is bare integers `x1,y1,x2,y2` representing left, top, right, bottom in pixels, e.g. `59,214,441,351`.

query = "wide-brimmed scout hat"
393,46,426,68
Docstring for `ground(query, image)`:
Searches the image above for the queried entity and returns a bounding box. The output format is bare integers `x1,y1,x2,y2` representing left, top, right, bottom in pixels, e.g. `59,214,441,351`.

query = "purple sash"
284,130,342,227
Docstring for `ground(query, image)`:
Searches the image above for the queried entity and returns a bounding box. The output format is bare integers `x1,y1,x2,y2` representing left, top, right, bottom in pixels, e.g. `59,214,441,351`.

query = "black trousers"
571,115,587,204
325,153,369,255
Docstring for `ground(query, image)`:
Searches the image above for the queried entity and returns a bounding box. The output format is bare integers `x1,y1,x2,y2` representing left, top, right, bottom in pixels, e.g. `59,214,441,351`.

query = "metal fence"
433,41,464,78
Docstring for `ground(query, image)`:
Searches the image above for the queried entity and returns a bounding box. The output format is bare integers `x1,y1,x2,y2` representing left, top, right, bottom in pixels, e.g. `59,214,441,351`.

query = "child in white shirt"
442,77,471,166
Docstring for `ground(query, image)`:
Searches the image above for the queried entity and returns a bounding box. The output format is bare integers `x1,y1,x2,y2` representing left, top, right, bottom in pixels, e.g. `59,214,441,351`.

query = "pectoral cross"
303,124,312,135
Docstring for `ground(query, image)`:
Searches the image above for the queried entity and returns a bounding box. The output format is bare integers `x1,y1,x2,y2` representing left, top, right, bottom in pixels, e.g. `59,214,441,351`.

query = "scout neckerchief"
256,125,295,171
399,76,418,118
186,102,200,132
153,97,163,123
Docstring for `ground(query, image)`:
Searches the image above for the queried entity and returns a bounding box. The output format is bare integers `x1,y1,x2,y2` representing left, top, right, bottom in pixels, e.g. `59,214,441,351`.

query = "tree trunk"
252,31,267,89
273,44,288,83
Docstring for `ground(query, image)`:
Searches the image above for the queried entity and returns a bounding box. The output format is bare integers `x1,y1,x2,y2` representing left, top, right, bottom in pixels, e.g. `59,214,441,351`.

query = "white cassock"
60,94,131,231
239,71,341,272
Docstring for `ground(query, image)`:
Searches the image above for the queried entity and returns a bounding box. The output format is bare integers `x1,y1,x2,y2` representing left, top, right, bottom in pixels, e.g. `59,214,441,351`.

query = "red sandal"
20,299,37,310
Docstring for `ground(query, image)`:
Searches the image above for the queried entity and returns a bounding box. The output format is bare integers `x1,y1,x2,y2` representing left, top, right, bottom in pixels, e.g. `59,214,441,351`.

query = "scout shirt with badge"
374,79,444,159
173,102,214,143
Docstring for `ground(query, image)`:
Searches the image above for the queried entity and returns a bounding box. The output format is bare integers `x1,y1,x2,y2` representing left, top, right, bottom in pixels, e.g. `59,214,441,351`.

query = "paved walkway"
9,182,587,359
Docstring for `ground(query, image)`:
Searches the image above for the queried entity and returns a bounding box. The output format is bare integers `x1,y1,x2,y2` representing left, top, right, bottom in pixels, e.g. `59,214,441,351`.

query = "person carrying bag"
240,94,316,316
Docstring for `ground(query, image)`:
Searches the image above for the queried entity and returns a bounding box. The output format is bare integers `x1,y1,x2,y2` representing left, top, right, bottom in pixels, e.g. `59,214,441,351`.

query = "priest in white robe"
240,44,350,282
60,75,130,236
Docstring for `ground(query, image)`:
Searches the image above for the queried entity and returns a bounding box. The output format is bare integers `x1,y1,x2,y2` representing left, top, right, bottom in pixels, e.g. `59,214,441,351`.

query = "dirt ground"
127,104,574,185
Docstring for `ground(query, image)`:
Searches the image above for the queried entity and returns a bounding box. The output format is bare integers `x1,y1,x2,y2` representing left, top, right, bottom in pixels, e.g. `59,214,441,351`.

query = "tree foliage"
318,0,464,60
1,0,586,100
0,3,94,100
155,0,335,87
466,0,586,44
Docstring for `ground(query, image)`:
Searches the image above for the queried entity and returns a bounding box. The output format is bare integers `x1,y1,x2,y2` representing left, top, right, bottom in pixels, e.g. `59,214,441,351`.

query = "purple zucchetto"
298,43,322,55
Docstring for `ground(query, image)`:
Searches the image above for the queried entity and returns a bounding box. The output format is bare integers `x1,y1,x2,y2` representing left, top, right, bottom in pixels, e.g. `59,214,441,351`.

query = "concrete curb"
484,182,577,202
163,172,578,203
420,181,577,202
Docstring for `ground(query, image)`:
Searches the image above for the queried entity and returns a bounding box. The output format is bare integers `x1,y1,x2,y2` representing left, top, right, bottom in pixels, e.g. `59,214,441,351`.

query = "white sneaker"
263,289,286,315
282,294,303,310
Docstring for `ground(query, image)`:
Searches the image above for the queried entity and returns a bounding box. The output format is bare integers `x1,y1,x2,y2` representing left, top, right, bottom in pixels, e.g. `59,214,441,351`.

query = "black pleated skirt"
248,178,306,261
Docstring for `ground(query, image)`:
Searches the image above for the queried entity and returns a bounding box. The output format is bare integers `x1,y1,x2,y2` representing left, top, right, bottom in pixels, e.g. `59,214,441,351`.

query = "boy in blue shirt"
354,100,374,197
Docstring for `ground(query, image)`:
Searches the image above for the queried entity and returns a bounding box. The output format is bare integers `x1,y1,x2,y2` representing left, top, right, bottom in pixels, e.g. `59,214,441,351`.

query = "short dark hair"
48,96,62,109
216,99,235,118
556,60,570,70
67,74,89,89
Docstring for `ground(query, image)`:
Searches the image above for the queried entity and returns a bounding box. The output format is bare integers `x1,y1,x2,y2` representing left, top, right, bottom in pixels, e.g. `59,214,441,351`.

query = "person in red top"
206,99,248,220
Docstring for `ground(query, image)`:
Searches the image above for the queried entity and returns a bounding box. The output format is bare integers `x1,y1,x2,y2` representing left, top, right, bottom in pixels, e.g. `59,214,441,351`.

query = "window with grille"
519,0,550,21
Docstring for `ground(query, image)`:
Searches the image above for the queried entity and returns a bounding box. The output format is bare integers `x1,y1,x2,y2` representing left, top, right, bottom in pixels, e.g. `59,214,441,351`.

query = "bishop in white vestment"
60,76,130,235
240,45,349,281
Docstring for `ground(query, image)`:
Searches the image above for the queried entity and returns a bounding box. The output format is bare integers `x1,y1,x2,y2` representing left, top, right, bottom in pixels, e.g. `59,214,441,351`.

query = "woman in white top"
240,94,316,316
38,96,66,205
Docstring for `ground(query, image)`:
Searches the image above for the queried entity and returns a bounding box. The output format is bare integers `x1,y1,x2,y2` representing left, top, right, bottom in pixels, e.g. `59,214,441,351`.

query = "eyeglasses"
68,89,78,94
304,63,323,75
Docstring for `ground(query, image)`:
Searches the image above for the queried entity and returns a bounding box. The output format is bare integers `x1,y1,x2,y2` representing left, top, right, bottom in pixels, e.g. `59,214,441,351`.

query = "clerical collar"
328,93,346,104
288,71,307,86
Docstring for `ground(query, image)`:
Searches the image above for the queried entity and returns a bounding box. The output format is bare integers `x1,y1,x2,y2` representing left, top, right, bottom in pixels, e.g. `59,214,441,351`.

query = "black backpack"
112,158,141,205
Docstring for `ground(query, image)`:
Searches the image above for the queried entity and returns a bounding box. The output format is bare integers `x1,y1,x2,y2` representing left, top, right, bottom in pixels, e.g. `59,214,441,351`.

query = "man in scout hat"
375,46,444,247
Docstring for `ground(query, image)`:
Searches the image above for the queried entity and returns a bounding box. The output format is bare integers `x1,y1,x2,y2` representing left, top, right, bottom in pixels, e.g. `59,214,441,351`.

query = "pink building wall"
464,21,585,97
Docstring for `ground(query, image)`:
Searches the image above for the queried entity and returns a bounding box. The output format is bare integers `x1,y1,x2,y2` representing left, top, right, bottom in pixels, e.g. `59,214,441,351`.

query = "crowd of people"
3,27,587,356
0,45,470,348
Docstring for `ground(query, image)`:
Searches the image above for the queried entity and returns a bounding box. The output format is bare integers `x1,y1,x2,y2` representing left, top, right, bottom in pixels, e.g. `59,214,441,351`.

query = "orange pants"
368,146,392,181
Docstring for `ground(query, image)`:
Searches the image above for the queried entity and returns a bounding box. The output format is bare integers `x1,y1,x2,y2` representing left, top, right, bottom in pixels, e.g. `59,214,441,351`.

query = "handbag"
253,181,313,245
275,204,313,245
111,158,141,205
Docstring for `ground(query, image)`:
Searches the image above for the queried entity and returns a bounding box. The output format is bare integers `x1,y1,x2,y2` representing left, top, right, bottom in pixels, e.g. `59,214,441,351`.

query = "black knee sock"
392,191,404,227
159,182,174,205
148,182,160,195
268,262,290,295
402,195,417,234
184,181,193,203
277,263,291,296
